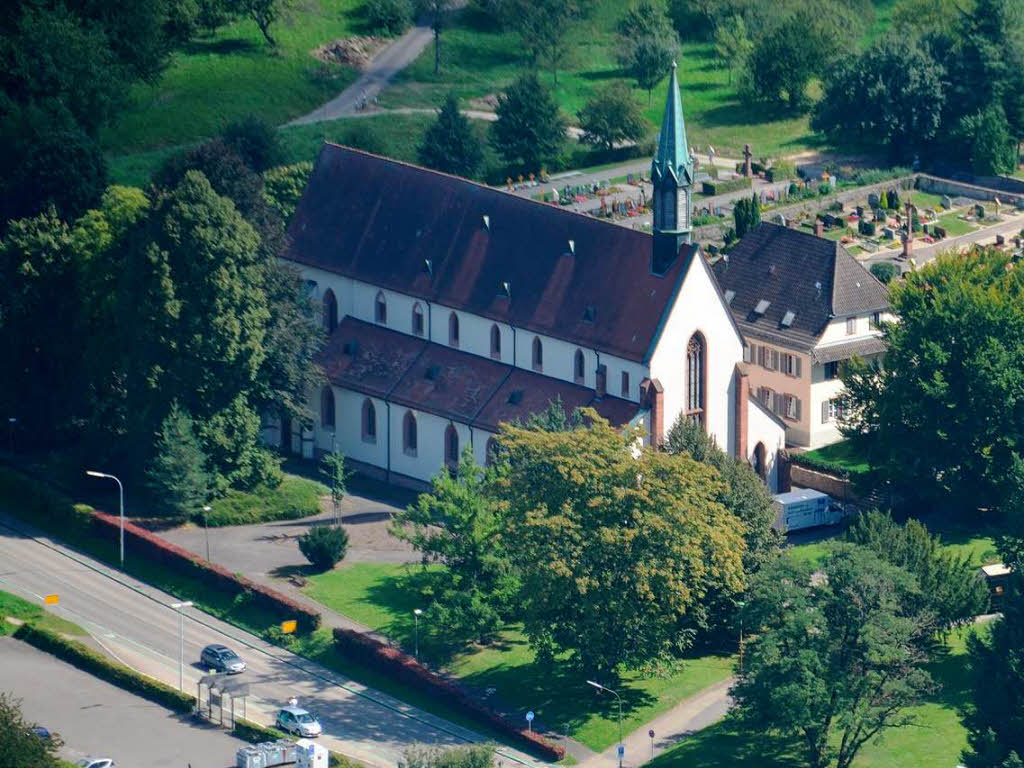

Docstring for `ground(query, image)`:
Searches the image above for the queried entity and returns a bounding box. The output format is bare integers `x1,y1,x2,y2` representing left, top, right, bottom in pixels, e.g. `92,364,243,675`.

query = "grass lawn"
379,2,820,158
102,0,368,153
306,562,735,751
799,439,872,474
207,472,327,526
0,589,88,637
908,190,946,211
646,624,982,768
937,211,979,237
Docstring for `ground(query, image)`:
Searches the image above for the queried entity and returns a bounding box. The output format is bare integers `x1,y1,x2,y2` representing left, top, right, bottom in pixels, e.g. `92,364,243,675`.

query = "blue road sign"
617,745,625,757
525,711,535,722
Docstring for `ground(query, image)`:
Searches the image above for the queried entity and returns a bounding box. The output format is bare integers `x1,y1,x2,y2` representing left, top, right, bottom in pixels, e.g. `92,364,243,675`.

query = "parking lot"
0,637,248,768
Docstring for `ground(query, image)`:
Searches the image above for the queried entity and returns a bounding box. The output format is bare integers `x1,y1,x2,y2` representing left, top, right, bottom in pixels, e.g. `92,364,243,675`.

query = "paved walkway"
863,209,1024,268
579,678,734,768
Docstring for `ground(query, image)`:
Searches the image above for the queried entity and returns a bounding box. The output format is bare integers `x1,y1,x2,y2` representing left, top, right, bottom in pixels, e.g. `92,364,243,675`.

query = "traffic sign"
617,745,625,757
649,730,655,739
44,594,59,605
525,711,534,722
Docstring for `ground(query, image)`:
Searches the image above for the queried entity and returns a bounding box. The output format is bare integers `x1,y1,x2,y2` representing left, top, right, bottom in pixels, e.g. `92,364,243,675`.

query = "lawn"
799,439,872,474
937,211,979,237
306,562,736,751
102,0,367,153
0,589,88,637
645,624,982,768
380,3,819,159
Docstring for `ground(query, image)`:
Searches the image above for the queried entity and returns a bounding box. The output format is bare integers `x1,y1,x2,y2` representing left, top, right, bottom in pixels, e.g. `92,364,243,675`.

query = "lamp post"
7,417,15,455
587,680,623,768
202,505,212,562
86,471,124,569
171,601,194,691
413,608,423,659
737,600,747,674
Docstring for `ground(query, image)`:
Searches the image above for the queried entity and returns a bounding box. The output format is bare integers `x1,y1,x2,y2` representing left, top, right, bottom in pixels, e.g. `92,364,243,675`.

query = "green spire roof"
652,62,692,185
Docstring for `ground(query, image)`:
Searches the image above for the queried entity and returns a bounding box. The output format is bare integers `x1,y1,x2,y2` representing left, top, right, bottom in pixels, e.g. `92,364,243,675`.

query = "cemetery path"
865,209,1024,268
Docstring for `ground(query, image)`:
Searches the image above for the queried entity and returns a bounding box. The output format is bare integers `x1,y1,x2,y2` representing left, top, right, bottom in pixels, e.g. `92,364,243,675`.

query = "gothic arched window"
320,386,335,429
490,324,501,359
375,291,387,324
323,289,338,333
685,332,706,427
573,349,585,384
362,399,376,442
411,303,424,336
532,337,543,371
448,312,460,347
403,411,418,456
444,424,459,469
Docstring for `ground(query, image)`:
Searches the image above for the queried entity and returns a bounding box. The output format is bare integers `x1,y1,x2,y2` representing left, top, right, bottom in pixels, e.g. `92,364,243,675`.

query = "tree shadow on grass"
698,100,804,129
648,715,808,768
183,37,261,56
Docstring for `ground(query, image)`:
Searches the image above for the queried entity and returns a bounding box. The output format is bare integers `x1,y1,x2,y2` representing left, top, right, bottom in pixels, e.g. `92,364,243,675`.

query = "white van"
774,488,843,533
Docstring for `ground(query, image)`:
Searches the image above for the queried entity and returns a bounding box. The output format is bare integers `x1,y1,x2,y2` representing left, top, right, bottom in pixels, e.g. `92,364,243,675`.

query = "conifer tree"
418,93,484,178
146,402,211,518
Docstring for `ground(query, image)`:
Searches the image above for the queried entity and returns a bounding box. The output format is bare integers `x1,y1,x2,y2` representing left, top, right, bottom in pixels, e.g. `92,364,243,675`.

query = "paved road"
1,637,248,768
0,511,543,768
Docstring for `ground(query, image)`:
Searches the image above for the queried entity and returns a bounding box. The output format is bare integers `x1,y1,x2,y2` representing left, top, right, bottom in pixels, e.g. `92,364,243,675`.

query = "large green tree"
418,93,484,178
146,402,212,518
958,105,1018,175
391,449,520,645
491,73,566,174
713,16,753,85
0,692,64,768
616,0,679,103
813,36,945,162
504,0,591,83
733,545,937,768
839,249,1024,511
577,83,649,151
492,412,745,675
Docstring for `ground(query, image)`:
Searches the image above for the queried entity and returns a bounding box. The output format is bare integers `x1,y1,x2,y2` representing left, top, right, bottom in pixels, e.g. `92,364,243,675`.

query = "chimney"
814,218,824,238
734,364,749,460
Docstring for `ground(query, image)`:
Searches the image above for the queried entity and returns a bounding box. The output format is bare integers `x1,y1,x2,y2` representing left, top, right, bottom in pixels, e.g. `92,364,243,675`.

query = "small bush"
15,624,195,713
701,177,751,196
366,0,413,35
204,474,324,527
858,219,876,236
766,159,796,182
870,262,898,284
221,114,283,172
298,525,349,570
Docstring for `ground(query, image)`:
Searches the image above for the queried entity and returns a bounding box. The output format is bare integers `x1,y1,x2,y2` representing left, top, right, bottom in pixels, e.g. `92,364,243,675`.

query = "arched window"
685,332,706,427
403,411,418,456
444,424,459,469
411,303,424,336
490,324,501,360
753,442,767,482
573,349,585,384
448,312,460,347
322,289,338,333
320,387,335,429
532,336,543,371
375,291,387,324
362,399,376,442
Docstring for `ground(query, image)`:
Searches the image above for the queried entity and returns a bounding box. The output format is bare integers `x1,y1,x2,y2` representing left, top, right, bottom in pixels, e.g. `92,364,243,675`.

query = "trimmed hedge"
90,510,321,633
701,177,751,196
332,628,565,761
14,623,196,713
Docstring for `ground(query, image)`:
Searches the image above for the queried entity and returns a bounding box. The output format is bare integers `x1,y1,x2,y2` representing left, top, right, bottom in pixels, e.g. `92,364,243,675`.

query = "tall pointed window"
490,324,501,360
403,411,418,456
320,386,335,429
322,289,338,333
362,399,376,443
573,349,585,384
448,312,460,347
532,337,543,371
411,303,424,336
444,424,459,469
375,291,387,324
685,332,706,427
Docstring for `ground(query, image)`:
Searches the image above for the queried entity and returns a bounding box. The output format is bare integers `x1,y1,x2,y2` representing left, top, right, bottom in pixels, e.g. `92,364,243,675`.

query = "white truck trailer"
773,488,843,533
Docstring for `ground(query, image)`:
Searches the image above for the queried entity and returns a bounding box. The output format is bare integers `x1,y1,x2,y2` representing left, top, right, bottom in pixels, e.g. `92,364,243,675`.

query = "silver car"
275,706,322,738
200,643,246,674
76,759,114,768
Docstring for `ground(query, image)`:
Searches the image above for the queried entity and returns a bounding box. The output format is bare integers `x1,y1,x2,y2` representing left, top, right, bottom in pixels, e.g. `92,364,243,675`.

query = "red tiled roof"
321,317,641,431
286,144,695,362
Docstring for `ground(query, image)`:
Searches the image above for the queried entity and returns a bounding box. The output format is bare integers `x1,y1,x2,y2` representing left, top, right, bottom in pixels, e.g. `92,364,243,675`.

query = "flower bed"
332,628,565,761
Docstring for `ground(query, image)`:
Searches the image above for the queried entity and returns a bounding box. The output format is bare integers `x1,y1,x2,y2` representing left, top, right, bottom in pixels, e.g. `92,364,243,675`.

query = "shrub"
366,0,413,35
858,219,876,237
14,623,195,713
766,159,796,182
0,468,94,534
203,474,324,527
298,525,349,570
221,114,282,173
402,745,495,768
870,262,898,284
332,628,565,760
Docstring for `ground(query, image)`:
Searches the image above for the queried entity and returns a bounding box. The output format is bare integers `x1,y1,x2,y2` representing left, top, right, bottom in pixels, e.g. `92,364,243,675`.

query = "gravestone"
941,195,953,209
996,234,1006,246
883,227,896,240
975,203,986,218
868,192,880,208
875,208,887,222
863,241,879,253
934,225,947,238
856,205,865,218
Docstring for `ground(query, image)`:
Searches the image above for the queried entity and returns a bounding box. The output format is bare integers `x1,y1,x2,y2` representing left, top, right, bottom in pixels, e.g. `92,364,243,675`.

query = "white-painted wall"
649,256,742,452
818,314,889,345
747,401,786,492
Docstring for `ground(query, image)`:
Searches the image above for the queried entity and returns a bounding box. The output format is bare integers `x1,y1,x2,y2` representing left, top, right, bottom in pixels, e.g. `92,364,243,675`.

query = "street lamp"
86,471,124,569
587,680,623,768
7,417,15,455
413,608,423,659
737,600,747,674
171,601,194,691
202,505,212,562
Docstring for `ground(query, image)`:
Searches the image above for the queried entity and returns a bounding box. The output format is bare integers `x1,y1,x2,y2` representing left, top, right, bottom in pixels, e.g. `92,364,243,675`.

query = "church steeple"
651,62,693,275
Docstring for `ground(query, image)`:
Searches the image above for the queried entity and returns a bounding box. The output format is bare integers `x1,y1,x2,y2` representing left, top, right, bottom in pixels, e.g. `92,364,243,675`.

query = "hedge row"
89,510,321,633
702,177,751,196
14,623,196,713
332,629,565,761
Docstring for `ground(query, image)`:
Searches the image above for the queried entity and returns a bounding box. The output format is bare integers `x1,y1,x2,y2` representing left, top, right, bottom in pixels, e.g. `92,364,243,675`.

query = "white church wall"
747,401,786,492
388,408,473,483
649,256,742,450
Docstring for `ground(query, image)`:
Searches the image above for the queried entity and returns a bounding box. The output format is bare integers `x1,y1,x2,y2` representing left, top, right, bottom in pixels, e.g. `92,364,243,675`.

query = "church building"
269,63,787,490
